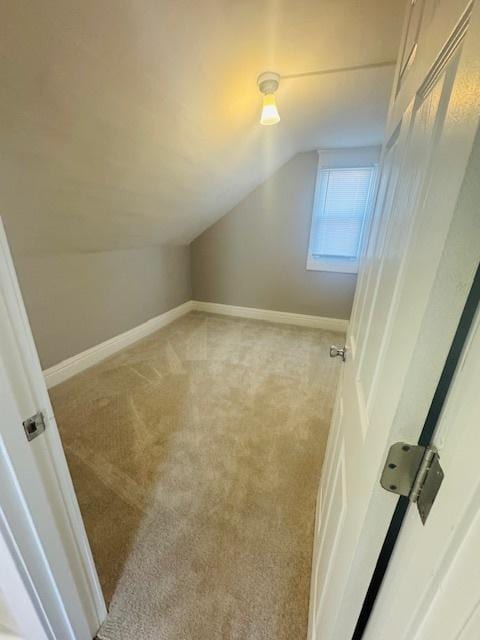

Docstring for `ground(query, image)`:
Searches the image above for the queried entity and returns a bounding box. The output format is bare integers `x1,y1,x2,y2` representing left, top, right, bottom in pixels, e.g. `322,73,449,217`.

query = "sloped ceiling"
1,0,405,254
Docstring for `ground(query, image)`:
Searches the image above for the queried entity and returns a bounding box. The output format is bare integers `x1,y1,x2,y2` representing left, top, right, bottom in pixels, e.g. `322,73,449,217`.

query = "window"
306,165,377,273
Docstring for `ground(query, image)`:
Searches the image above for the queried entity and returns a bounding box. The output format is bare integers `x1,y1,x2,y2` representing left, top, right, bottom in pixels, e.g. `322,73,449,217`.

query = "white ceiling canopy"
0,0,405,254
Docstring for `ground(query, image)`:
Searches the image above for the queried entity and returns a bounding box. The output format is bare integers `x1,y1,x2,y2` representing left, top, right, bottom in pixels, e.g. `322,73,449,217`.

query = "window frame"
306,159,378,274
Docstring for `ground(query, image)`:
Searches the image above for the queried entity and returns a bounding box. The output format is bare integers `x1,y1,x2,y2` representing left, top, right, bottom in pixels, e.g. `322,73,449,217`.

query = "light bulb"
260,93,280,126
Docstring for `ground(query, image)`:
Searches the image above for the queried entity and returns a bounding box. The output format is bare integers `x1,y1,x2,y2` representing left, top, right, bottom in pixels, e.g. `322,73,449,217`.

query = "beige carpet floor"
50,311,342,640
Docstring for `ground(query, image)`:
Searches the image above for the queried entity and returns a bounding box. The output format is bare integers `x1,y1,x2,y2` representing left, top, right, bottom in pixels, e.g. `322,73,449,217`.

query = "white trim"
191,301,348,332
43,300,347,389
0,216,106,638
306,256,360,274
43,301,194,388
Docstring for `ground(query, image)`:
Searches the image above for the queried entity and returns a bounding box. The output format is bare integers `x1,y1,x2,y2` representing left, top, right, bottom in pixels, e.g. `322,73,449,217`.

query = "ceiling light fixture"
256,61,397,127
257,71,281,126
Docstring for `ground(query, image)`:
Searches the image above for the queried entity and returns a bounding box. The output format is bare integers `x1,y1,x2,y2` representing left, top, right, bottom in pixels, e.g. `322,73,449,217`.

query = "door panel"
313,371,368,638
319,396,343,514
362,72,447,409
308,2,480,638
313,441,347,630
352,124,402,352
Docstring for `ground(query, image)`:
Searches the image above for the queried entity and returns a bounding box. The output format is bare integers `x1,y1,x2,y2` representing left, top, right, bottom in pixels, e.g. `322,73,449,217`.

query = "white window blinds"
307,166,376,273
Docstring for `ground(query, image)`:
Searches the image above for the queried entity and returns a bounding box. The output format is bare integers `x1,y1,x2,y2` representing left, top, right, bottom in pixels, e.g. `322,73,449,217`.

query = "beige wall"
13,246,191,369
8,148,380,368
191,151,366,319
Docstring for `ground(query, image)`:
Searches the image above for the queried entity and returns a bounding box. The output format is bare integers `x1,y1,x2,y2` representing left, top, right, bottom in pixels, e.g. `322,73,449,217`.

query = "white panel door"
308,1,480,638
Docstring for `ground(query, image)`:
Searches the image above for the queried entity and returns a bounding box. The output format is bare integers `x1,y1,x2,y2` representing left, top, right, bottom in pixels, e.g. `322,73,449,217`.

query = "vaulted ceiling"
1,0,405,254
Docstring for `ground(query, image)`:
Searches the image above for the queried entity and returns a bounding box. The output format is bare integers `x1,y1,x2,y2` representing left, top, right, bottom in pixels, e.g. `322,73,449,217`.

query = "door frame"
353,262,480,638
0,217,106,638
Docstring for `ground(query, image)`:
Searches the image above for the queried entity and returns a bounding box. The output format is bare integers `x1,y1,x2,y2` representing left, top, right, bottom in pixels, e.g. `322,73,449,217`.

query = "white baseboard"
43,300,347,388
43,300,194,388
191,301,348,332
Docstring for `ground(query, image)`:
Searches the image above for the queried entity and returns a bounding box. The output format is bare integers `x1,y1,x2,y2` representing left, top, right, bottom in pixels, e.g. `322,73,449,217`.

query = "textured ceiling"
1,0,405,254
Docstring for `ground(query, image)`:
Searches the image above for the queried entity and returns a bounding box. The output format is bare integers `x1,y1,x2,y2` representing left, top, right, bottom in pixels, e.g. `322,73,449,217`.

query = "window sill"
306,258,359,274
